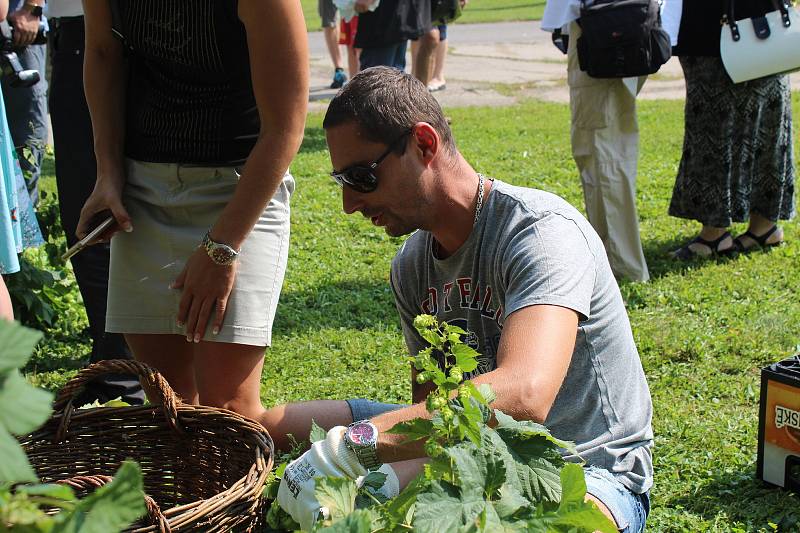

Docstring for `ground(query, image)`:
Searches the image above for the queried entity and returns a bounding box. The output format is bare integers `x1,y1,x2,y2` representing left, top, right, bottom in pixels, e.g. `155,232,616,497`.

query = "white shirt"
542,0,683,46
45,0,84,19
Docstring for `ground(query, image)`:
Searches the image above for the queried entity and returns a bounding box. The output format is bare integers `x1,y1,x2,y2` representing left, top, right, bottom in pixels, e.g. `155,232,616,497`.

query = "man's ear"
410,122,440,165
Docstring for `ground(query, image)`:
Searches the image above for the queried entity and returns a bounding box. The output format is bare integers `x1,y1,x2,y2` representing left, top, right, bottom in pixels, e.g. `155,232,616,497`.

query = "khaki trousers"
567,22,649,282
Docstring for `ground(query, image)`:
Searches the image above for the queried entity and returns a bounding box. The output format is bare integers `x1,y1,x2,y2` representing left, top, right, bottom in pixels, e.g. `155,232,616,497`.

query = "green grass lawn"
24,94,800,531
301,0,545,31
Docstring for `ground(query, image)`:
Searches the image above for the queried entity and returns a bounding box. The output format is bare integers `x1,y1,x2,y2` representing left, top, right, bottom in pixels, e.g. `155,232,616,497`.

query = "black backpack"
431,0,463,24
577,0,671,78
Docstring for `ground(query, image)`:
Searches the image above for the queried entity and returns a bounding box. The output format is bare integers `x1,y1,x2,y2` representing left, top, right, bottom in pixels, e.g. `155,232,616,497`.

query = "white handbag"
720,0,800,83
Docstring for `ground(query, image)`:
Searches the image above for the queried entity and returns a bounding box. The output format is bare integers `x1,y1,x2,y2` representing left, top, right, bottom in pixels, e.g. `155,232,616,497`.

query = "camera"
0,20,46,88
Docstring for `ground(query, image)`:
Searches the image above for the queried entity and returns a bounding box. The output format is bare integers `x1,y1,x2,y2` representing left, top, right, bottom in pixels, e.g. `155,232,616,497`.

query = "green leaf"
525,464,617,533
483,428,563,505
494,484,530,519
0,370,53,435
413,480,486,533
419,328,443,350
0,320,42,373
558,463,586,506
0,426,37,483
477,384,496,404
383,474,425,527
315,476,356,521
316,508,375,532
18,483,76,502
56,461,146,533
310,419,326,443
494,410,575,453
359,471,387,492
451,343,479,373
442,323,467,336
451,396,484,445
386,417,434,443
444,442,506,499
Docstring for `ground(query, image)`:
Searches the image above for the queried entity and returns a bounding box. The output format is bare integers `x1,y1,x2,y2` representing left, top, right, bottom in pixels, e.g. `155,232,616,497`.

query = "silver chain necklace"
474,173,485,224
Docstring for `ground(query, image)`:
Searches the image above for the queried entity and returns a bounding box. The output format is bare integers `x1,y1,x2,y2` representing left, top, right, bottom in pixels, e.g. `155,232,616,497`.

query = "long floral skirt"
668,56,795,227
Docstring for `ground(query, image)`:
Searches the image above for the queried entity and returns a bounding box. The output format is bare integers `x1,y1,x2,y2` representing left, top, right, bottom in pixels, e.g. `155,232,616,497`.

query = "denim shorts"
347,399,650,531
584,466,650,533
346,399,403,422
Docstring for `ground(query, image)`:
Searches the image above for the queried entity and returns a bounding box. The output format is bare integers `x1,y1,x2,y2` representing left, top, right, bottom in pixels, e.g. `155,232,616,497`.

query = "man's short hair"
323,66,456,155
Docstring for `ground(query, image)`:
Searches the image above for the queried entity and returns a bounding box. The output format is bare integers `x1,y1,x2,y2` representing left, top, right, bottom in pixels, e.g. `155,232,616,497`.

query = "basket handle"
53,360,183,440
56,475,172,532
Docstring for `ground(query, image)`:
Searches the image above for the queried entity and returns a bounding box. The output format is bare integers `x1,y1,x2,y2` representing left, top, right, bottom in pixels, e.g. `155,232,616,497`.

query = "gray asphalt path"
308,20,799,110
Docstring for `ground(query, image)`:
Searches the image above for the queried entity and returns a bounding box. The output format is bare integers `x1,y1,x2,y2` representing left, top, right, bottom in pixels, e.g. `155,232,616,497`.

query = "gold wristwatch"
201,231,239,266
22,2,44,18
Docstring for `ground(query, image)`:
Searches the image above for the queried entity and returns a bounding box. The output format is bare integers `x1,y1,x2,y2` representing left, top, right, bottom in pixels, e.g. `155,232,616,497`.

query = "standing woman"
669,0,795,258
77,1,308,423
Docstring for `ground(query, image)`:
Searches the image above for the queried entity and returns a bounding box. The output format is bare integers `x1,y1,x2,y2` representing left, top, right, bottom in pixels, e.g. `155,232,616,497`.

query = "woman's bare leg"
193,341,267,420
429,38,447,87
125,333,197,403
0,275,13,321
347,45,360,78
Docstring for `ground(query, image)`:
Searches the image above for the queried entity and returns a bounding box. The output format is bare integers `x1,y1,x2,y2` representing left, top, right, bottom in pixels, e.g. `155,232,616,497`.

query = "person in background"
320,0,348,89
540,0,681,282
77,1,307,422
425,22,449,92
415,0,467,92
409,25,440,87
0,0,44,319
338,11,359,78
0,0,47,206
354,0,432,75
669,0,795,258
45,0,144,405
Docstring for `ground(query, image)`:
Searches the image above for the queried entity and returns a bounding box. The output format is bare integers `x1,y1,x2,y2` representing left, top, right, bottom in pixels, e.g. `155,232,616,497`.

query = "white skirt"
106,159,294,347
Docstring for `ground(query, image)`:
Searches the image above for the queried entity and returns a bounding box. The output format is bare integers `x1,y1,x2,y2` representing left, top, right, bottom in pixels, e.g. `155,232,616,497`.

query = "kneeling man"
270,66,653,532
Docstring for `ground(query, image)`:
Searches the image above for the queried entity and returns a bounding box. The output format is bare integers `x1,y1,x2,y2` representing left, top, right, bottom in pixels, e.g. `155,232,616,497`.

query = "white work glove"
277,426,399,531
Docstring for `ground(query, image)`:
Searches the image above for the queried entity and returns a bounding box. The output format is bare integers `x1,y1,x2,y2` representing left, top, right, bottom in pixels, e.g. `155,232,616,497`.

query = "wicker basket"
20,360,274,532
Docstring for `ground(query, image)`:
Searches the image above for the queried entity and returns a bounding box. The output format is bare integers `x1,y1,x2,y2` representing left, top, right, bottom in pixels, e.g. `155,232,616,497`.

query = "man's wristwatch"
201,231,239,266
344,420,380,470
22,2,43,18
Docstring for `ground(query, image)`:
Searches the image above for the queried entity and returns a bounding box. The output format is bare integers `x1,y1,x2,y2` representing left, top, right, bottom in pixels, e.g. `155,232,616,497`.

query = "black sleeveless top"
117,0,259,165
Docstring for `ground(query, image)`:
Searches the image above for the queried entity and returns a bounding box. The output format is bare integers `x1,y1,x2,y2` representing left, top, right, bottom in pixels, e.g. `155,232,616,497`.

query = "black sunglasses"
330,129,412,193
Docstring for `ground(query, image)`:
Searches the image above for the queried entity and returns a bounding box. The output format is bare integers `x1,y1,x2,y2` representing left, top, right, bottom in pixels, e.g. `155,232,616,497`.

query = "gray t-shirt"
390,180,654,494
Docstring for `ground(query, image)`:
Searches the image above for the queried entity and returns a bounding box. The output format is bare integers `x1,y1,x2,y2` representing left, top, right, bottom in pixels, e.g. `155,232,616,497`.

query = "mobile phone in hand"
61,210,118,261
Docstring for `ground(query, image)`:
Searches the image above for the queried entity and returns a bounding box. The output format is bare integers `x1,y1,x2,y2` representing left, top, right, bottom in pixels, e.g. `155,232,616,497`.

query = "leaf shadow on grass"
299,126,329,155
663,469,800,530
273,279,399,335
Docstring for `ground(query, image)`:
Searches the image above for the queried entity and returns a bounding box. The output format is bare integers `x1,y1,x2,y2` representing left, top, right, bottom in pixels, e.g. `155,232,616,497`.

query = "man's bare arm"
374,304,578,463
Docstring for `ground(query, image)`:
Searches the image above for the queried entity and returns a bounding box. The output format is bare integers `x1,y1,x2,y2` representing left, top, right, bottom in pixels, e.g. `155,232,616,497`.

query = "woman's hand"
171,248,237,343
76,177,132,242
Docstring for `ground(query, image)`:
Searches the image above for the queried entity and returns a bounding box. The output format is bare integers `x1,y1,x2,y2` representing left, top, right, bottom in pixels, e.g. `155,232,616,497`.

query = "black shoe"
330,68,347,89
73,373,146,407
732,225,784,253
672,231,734,260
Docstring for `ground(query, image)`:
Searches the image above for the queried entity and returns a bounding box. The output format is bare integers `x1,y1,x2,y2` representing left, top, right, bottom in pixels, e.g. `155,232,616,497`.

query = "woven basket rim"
21,360,274,532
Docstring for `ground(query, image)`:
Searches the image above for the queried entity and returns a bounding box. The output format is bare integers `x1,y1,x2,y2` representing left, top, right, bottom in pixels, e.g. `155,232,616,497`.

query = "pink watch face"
348,423,375,445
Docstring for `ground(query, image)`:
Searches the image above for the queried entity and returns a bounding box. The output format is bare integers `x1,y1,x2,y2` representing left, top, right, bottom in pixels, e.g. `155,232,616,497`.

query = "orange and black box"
757,355,800,490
